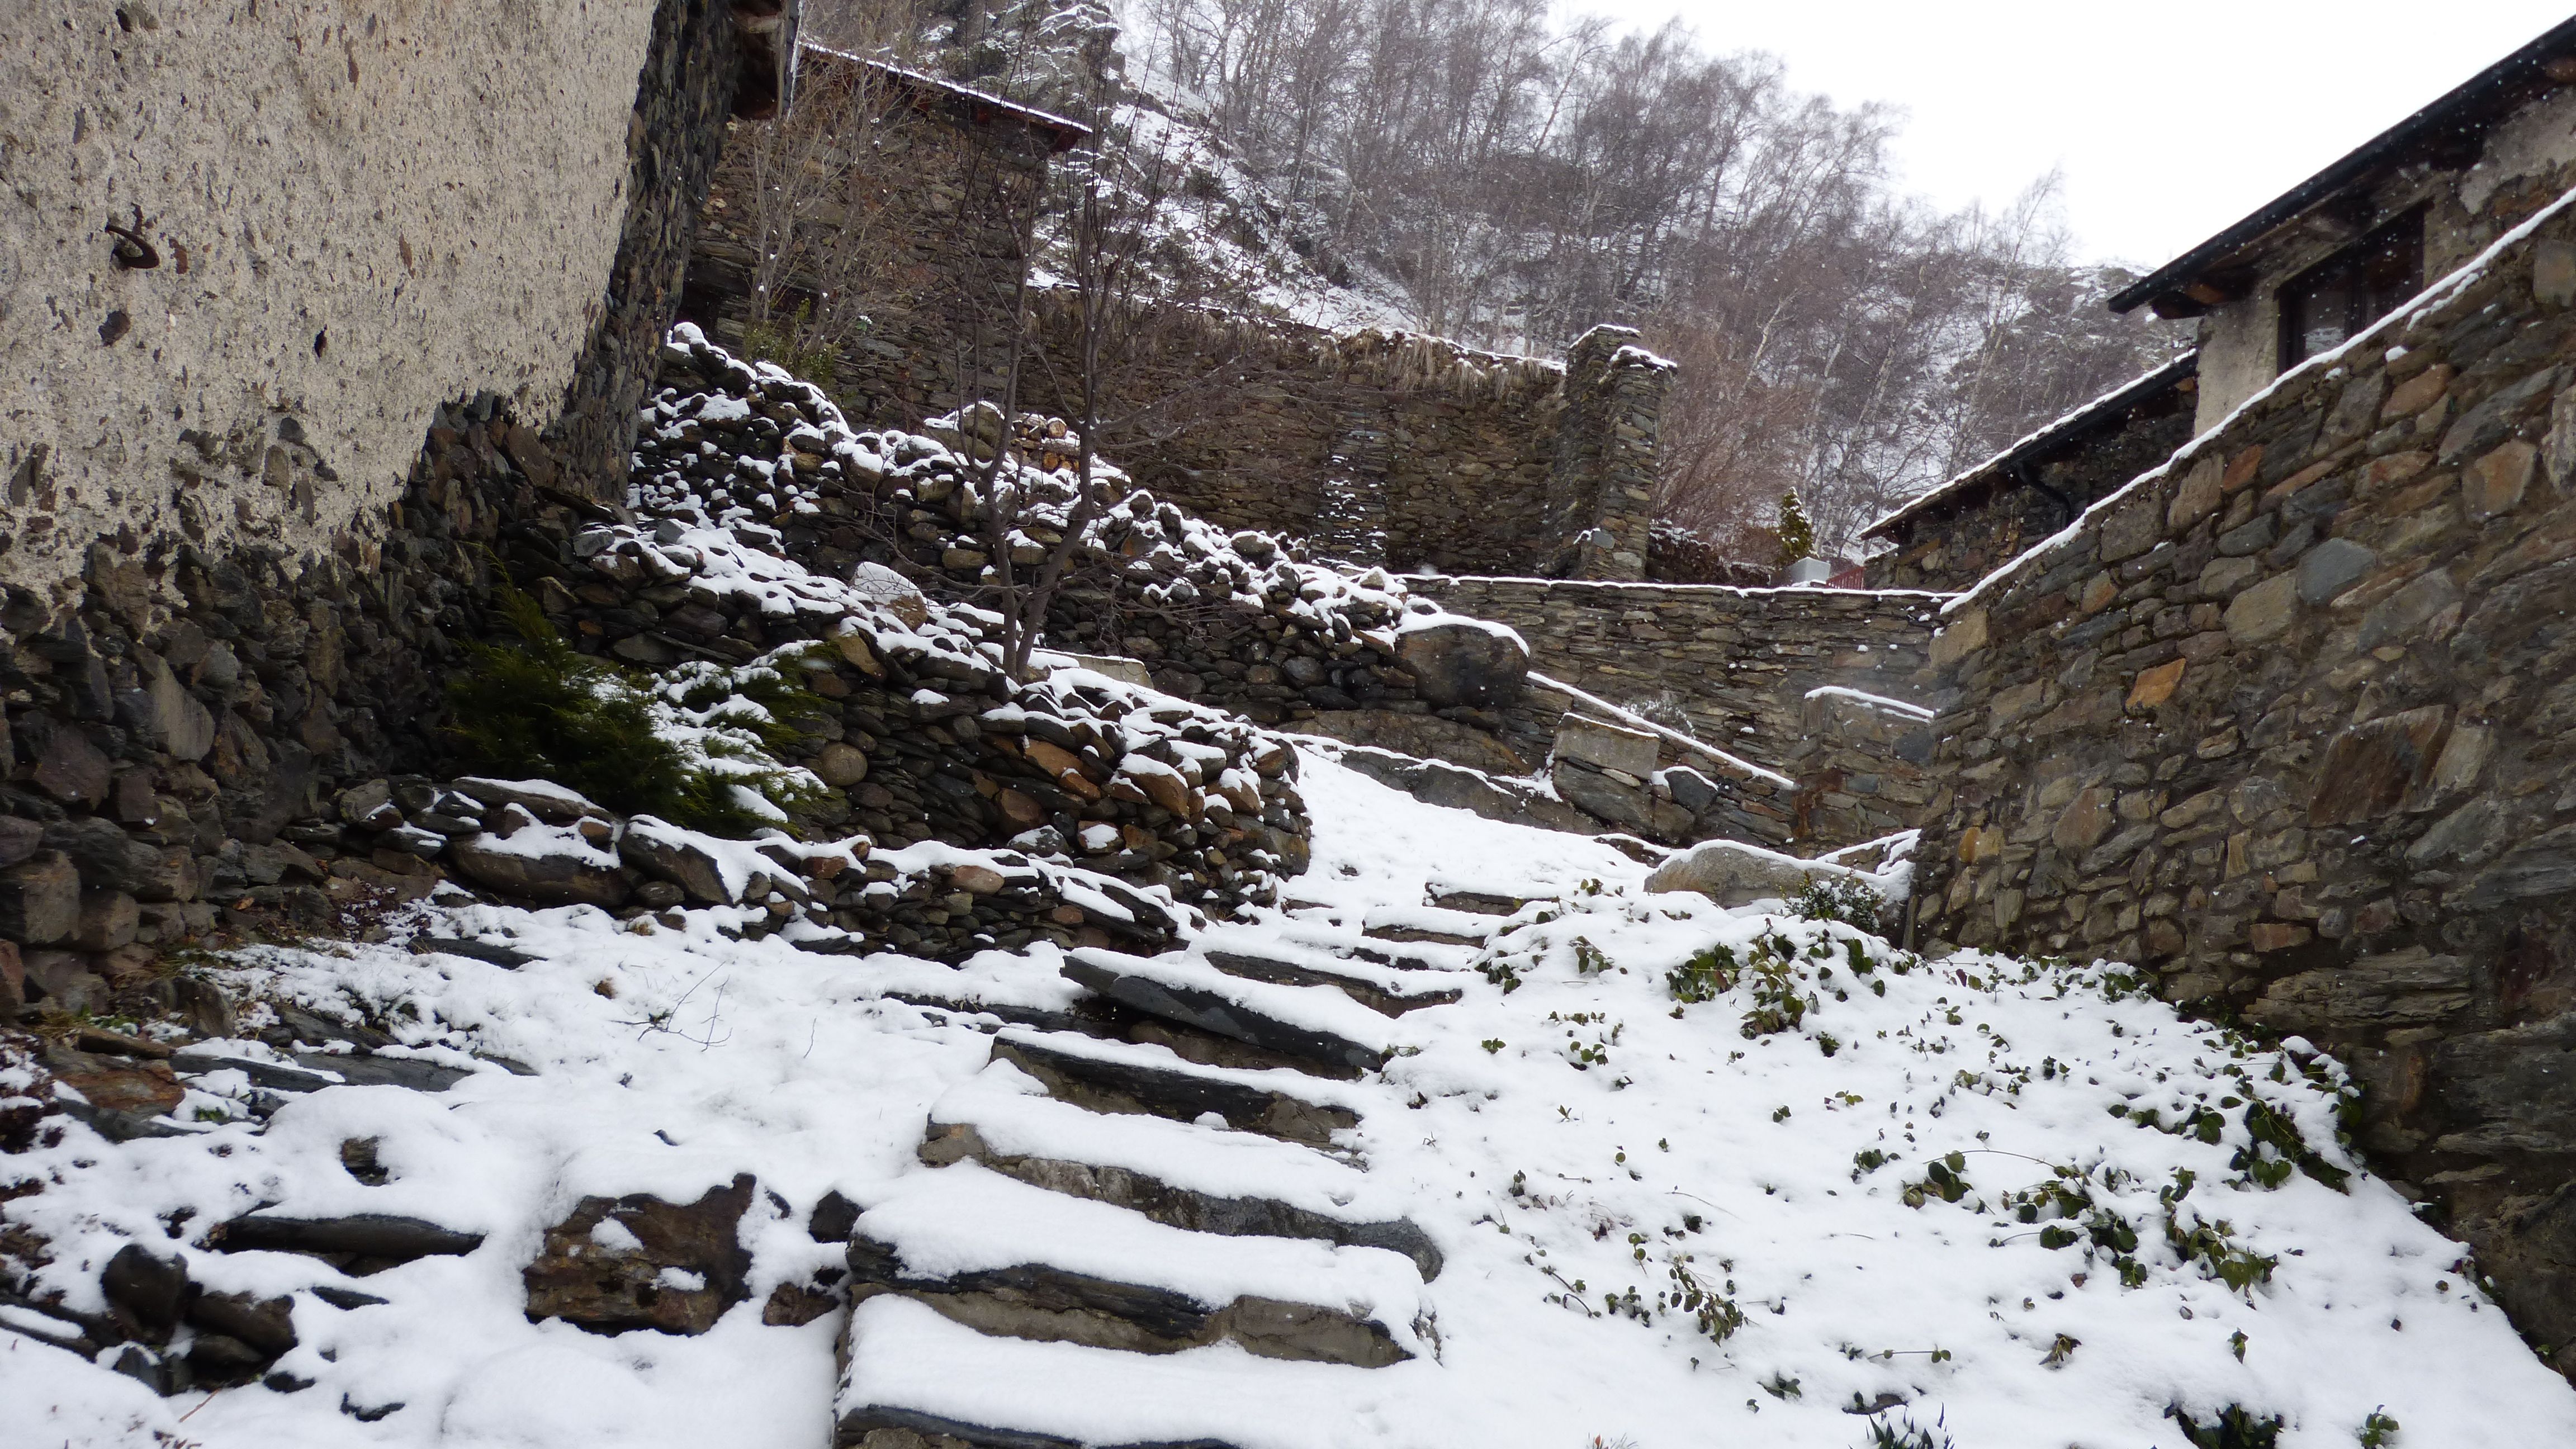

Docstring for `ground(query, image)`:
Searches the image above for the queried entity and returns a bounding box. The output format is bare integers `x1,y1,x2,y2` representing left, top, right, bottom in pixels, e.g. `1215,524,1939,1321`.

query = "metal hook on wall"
105,205,160,270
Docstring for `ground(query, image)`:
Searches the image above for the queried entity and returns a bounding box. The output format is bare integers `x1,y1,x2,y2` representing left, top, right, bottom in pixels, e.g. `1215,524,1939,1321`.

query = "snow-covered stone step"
1192,938,1461,1018
1423,883,1541,916
991,1030,1363,1149
1061,948,1397,1077
1246,917,1481,974
837,1295,1401,1449
1358,902,1502,947
922,1060,1443,1278
845,1162,1427,1367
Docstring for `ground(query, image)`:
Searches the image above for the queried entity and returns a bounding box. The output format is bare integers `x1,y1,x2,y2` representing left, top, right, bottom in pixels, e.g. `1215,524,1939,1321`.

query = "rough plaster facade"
0,0,673,600
1906,203,2576,1369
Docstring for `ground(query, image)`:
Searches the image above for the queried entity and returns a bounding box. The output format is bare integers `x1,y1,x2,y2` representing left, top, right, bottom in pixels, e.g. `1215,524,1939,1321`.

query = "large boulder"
447,825,628,908
1644,838,1872,909
1394,618,1528,709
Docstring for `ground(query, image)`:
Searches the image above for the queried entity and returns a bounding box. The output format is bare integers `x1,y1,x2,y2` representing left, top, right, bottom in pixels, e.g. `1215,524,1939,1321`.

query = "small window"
2278,210,2425,370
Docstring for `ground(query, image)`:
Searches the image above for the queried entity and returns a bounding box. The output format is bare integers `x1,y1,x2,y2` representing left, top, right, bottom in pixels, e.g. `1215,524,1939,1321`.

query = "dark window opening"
2278,209,2425,371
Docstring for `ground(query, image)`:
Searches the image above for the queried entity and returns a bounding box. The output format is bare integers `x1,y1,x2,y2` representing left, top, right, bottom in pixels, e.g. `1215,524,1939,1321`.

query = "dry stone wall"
683,96,1666,579
0,0,763,600
1905,197,2576,1371
1405,577,1947,780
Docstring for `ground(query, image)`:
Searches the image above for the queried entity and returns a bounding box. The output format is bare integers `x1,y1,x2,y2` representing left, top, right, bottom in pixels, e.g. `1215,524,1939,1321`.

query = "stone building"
1,0,796,603
681,44,1669,579
2114,17,2576,433
681,45,1091,433
0,2,793,1032
1896,27,2576,1373
1862,352,2198,591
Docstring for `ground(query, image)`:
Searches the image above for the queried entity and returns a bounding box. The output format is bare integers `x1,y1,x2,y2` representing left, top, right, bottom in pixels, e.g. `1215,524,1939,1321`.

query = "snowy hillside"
7,747,2572,1448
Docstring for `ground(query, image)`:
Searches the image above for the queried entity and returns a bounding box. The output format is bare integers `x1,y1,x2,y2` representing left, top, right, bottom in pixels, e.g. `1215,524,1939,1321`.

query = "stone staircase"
830,885,1532,1448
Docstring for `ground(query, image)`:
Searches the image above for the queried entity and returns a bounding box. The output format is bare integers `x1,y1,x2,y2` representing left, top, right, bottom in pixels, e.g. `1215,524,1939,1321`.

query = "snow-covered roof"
798,43,1092,152
1861,351,2197,541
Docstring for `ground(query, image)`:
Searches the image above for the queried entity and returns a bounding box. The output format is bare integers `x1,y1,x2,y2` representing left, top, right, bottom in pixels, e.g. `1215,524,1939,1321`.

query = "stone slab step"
1424,887,1538,916
1196,944,1460,1018
838,1295,1394,1449
1357,902,1497,948
1258,919,1472,970
844,1162,1424,1367
990,1031,1363,1149
1060,949,1396,1078
923,1062,1442,1278
1339,937,1480,972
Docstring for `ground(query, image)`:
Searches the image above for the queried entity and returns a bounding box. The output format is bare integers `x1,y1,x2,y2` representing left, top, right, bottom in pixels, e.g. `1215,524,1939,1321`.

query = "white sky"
1588,1,2576,269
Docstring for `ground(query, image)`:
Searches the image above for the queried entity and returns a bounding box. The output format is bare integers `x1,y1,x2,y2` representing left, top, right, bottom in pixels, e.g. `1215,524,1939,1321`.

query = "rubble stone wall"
1405,577,1947,780
0,0,750,600
1867,402,2199,593
1903,202,2576,1371
684,102,1666,579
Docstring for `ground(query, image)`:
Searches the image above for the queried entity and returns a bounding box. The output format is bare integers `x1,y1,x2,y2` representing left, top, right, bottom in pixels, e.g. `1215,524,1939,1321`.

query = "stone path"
831,884,1532,1449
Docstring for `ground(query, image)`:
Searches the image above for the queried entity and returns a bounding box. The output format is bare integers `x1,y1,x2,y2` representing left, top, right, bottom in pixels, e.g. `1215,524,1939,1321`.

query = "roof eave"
2109,17,2576,315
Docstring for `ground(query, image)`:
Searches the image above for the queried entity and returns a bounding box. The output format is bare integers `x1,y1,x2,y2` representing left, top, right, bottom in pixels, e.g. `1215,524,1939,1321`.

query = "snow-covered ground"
7,754,2573,1448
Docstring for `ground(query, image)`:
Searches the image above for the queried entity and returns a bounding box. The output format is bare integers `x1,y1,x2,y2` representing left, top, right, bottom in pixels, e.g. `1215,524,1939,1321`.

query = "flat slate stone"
991,1035,1358,1148
1060,958,1388,1075
1200,948,1460,1018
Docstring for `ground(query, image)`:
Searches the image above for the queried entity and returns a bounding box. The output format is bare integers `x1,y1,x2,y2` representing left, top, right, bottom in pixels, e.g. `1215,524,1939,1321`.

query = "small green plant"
2166,1403,2285,1449
1740,939,1815,1039
1571,936,1612,975
737,299,842,388
1903,1152,1971,1207
1775,487,1816,566
1668,942,1740,1004
1793,874,1882,929
1859,1411,1954,1449
2165,1213,2277,1293
2237,1098,2350,1191
1657,1255,1745,1343
2357,1408,2400,1447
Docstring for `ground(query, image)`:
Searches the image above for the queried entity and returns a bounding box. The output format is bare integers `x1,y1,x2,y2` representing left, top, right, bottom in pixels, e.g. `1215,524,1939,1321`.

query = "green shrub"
443,589,823,835
1794,873,1884,929
738,301,842,389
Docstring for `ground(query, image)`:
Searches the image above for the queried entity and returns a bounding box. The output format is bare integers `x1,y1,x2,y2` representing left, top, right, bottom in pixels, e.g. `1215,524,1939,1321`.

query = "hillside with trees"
802,0,2190,563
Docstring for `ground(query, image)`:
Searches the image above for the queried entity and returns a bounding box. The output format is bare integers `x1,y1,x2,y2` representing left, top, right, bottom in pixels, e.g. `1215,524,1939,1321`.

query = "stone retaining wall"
684,95,1666,580
1405,577,1947,779
1904,196,2576,1372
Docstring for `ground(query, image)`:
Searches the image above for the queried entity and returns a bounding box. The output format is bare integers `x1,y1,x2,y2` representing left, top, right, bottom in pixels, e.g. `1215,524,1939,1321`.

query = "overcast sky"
1589,2,2575,269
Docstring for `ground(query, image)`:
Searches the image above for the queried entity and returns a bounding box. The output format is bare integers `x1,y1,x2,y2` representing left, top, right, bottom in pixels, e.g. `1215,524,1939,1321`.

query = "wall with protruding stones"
1404,577,1947,779
1901,197,2576,1375
1,0,761,600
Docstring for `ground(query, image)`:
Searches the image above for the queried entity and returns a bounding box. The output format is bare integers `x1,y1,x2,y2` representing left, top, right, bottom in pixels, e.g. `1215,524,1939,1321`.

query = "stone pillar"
1543,325,1670,580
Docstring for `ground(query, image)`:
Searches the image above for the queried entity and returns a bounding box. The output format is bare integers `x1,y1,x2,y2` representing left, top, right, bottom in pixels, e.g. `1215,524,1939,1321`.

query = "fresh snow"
6,747,2573,1448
